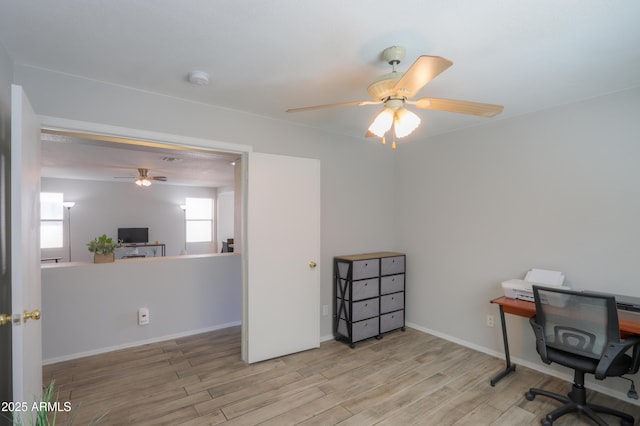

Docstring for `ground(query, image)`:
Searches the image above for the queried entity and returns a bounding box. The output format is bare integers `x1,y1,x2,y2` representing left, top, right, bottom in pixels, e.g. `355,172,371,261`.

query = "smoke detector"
188,70,209,85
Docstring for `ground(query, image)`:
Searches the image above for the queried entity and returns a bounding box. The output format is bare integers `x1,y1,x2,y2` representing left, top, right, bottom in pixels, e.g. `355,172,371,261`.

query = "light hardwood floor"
43,326,640,425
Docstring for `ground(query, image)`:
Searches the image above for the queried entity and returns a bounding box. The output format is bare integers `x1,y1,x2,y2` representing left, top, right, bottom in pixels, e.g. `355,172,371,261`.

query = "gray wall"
41,254,241,362
15,64,398,340
217,189,234,245
395,87,640,398
41,177,220,261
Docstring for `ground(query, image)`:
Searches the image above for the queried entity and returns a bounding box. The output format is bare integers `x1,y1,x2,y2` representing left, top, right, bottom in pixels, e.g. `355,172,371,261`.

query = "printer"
502,268,569,302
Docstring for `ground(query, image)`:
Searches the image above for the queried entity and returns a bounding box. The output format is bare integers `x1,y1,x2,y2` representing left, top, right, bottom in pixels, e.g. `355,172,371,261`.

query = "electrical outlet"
138,307,149,325
486,314,495,328
322,305,329,316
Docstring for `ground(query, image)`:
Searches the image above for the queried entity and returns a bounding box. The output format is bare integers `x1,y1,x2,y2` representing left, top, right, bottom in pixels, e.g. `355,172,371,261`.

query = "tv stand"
118,242,166,257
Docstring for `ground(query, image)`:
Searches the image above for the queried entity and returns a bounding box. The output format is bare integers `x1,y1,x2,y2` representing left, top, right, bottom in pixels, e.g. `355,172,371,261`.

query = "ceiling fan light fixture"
368,108,394,138
394,108,421,138
136,177,152,187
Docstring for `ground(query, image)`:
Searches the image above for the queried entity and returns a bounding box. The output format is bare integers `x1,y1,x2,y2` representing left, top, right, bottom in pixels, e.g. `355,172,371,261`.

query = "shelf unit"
334,251,405,348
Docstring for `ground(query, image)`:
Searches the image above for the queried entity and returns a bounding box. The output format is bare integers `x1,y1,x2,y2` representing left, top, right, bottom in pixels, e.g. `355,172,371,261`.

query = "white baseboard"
405,322,640,407
42,321,241,365
320,333,335,343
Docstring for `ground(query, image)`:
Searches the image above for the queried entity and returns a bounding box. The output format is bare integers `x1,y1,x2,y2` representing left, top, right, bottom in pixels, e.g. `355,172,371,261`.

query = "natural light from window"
185,197,213,243
41,192,64,248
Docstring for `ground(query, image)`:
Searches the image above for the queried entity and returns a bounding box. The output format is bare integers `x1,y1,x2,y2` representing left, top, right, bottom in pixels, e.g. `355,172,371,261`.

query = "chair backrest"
532,285,620,360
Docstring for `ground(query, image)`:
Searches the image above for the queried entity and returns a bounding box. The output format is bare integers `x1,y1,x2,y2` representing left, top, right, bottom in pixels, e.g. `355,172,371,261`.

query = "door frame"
11,85,43,410
0,135,12,422
39,115,256,361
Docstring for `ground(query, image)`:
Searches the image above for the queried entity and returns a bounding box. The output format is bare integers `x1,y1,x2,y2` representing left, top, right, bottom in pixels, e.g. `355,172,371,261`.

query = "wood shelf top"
335,252,405,261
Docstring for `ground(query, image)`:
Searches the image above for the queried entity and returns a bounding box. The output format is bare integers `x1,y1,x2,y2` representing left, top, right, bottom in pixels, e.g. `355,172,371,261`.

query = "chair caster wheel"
621,420,633,426
525,391,535,401
541,419,552,426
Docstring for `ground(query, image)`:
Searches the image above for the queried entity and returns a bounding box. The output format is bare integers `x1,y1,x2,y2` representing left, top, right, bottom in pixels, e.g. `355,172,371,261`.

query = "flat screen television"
117,227,149,244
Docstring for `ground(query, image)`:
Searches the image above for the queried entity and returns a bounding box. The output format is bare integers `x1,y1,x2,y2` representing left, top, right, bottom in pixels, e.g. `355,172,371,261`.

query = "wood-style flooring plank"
42,325,640,425
375,385,461,426
194,372,307,416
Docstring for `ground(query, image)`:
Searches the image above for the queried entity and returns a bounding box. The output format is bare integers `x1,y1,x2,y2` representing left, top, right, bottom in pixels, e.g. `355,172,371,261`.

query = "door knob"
23,309,41,323
309,261,317,268
0,314,12,326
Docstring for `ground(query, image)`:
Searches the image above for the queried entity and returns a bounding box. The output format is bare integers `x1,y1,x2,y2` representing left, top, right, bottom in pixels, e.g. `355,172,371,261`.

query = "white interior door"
246,152,320,363
11,84,42,405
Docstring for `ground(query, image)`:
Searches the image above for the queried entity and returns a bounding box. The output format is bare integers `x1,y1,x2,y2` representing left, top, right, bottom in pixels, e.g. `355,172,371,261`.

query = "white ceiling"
1,1,639,184
40,132,240,187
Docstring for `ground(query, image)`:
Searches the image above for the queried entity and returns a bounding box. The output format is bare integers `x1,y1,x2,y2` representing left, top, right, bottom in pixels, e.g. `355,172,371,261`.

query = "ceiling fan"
115,168,167,187
287,46,504,149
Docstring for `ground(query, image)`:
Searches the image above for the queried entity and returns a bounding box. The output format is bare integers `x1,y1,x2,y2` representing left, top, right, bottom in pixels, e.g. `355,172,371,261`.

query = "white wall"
395,87,640,399
41,177,221,261
217,189,234,246
41,254,242,363
16,64,397,338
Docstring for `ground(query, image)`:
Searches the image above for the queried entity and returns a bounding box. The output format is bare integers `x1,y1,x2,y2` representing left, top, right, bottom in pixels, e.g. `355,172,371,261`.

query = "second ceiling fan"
115,168,167,187
287,46,504,149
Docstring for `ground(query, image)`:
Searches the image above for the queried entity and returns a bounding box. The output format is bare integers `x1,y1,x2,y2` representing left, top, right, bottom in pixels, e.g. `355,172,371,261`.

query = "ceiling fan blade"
411,97,504,117
151,176,167,181
393,56,453,99
286,100,381,113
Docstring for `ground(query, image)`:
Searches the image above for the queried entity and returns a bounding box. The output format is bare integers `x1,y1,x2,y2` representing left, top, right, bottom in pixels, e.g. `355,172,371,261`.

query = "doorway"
39,125,247,364
37,114,321,367
12,87,322,415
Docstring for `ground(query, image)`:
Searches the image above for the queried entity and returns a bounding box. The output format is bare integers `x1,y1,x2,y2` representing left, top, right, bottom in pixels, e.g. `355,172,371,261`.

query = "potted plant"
87,234,118,263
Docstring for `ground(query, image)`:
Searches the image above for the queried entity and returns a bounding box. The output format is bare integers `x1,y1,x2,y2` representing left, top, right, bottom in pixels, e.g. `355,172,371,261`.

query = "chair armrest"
595,336,640,380
529,317,550,364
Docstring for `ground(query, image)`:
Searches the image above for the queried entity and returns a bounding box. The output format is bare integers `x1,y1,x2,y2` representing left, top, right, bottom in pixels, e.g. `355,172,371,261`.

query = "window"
185,197,213,243
41,192,64,248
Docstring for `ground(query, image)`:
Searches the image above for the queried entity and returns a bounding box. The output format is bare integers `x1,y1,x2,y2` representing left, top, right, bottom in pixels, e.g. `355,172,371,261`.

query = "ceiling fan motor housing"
367,73,404,101
367,46,407,101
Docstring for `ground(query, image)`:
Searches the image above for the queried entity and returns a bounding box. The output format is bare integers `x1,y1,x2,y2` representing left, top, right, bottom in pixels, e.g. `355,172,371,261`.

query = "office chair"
525,285,640,426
